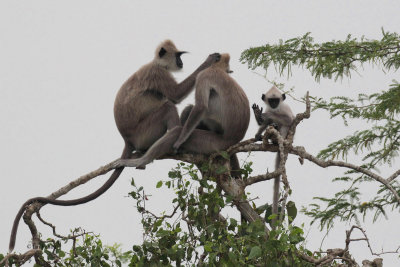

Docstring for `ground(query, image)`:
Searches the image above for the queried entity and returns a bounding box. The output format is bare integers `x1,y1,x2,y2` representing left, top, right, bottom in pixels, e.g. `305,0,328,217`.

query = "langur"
252,85,295,221
9,40,220,252
117,53,250,170
180,104,240,177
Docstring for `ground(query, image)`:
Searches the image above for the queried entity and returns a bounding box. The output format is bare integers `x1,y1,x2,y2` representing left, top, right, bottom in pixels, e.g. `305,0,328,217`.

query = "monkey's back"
196,68,250,142
114,63,173,136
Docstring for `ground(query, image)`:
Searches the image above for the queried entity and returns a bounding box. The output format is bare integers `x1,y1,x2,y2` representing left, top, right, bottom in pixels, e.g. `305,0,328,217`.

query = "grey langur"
9,40,220,252
252,85,294,221
117,53,250,170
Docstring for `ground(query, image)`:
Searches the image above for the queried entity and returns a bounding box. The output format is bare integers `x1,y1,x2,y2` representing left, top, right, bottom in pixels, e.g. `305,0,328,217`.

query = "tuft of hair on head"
266,85,282,98
155,39,178,59
213,53,232,73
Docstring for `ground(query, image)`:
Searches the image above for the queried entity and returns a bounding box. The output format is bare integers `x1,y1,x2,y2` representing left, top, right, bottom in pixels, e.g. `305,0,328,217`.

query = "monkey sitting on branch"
9,40,220,252
117,53,250,169
252,85,295,223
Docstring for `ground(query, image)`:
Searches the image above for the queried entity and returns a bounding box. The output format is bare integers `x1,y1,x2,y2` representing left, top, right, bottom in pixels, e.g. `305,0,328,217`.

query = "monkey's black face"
268,98,280,109
176,55,183,69
175,52,186,69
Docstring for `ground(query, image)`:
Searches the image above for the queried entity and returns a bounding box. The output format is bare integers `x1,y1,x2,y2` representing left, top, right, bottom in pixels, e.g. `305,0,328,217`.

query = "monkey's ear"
282,93,286,101
159,47,167,58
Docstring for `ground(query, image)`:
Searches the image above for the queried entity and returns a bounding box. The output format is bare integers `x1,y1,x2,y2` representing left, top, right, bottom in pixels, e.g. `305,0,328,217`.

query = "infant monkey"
252,85,295,221
252,86,294,141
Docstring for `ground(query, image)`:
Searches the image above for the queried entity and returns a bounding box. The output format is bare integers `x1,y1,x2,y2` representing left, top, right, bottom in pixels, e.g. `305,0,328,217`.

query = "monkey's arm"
255,124,268,141
164,53,220,103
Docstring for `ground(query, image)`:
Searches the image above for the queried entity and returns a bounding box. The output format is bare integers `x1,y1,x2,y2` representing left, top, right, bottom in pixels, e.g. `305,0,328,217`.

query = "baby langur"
9,40,220,252
117,53,250,169
252,85,295,222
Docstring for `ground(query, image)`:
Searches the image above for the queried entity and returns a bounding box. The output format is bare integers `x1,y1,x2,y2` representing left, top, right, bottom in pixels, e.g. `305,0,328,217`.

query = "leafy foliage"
241,30,400,81
127,163,312,266
0,230,131,267
1,163,316,267
241,31,400,230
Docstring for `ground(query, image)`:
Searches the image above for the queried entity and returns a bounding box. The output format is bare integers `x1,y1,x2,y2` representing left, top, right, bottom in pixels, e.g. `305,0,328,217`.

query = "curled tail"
9,145,132,252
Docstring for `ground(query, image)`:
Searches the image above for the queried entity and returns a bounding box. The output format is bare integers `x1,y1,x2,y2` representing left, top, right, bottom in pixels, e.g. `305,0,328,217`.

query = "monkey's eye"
261,94,265,101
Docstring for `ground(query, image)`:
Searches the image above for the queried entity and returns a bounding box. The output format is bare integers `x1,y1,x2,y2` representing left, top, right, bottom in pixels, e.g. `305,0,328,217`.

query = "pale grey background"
1,1,399,265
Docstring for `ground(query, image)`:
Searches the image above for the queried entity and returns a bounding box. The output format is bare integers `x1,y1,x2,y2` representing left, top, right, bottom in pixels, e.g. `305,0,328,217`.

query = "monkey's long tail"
9,145,132,252
272,153,281,222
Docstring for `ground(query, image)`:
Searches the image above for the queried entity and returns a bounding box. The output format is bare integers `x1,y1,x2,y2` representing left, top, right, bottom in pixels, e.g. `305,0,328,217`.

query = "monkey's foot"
118,159,139,167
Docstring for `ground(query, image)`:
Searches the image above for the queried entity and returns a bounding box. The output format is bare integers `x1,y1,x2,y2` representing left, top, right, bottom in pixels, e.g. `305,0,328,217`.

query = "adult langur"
117,53,250,171
9,40,220,252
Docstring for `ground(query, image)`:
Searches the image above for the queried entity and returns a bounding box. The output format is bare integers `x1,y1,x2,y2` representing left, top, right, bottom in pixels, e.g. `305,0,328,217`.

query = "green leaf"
286,201,298,224
215,165,228,175
156,181,163,188
228,252,237,262
248,246,261,259
220,151,230,160
204,244,213,252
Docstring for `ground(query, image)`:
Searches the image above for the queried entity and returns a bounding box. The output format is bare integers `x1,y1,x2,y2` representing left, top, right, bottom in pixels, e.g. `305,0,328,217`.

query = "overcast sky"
1,1,399,265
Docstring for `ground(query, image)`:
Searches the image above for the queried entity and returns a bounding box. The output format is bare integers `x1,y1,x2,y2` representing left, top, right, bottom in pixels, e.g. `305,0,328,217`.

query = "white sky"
1,1,399,266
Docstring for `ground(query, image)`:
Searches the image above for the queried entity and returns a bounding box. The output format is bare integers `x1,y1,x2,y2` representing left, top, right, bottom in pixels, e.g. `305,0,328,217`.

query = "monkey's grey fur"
252,85,294,221
118,53,250,170
9,40,219,252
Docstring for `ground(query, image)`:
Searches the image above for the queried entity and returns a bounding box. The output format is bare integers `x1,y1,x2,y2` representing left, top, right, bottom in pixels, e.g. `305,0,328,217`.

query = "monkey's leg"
180,104,211,131
180,130,233,154
120,129,237,168
120,126,183,168
180,104,194,125
127,102,180,152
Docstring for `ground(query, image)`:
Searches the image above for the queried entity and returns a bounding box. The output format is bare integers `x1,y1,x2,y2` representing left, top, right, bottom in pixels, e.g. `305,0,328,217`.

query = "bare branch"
290,146,400,204
346,225,400,257
387,169,400,182
286,91,311,142
245,171,280,186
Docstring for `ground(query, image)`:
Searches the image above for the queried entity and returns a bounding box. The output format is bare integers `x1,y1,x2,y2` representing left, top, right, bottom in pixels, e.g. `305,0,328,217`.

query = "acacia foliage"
242,30,400,230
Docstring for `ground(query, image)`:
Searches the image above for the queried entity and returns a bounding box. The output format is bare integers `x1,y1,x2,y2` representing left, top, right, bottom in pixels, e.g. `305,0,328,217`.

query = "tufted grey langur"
117,53,250,172
9,40,220,252
252,85,295,221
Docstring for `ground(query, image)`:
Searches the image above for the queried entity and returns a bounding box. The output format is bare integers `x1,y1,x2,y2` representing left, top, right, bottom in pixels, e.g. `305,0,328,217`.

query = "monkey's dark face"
158,47,186,71
262,93,285,109
268,98,280,109
175,52,186,69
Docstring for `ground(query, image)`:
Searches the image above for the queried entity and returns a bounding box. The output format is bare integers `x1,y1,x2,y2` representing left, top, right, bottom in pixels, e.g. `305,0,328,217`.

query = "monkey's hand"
270,122,279,130
203,53,221,67
255,133,262,141
252,104,264,125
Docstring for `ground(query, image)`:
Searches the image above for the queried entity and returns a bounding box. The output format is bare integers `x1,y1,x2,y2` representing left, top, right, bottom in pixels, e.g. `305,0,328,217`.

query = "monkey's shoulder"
197,68,241,92
197,67,229,81
136,63,174,81
119,63,175,96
